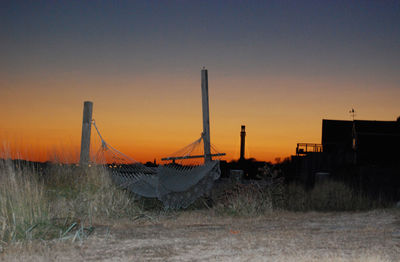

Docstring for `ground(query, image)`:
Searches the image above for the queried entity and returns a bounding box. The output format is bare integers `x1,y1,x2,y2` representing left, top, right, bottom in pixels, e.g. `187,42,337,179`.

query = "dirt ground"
1,209,400,262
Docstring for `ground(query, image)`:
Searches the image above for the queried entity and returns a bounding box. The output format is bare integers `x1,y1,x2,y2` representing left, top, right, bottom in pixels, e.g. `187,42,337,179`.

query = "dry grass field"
1,209,400,261
1,158,399,261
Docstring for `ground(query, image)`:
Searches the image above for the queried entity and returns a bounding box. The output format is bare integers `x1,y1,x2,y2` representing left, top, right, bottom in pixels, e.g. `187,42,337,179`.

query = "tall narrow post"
240,125,246,161
80,101,93,166
201,68,212,162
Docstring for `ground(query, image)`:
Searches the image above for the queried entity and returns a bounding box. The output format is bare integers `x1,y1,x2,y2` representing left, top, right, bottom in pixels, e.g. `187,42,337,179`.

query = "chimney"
240,125,246,161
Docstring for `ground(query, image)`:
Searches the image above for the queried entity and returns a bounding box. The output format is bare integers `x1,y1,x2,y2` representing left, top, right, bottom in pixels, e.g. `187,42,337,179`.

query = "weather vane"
349,108,356,121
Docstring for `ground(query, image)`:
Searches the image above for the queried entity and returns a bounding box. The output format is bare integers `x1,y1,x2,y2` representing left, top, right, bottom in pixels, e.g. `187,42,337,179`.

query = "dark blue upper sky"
2,0,399,78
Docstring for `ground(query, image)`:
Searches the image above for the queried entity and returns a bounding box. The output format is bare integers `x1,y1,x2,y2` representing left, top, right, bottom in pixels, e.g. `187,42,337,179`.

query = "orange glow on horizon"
1,72,399,164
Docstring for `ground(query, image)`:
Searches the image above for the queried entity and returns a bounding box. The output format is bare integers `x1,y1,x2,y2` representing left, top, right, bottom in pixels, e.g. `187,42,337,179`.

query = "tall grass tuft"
70,165,142,220
283,180,387,211
214,182,273,216
212,178,390,215
0,159,51,243
43,163,143,224
0,157,142,246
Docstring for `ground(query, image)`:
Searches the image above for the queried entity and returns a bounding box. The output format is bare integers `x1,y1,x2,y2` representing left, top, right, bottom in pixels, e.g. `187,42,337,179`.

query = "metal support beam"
162,153,226,161
201,68,212,162
79,101,93,166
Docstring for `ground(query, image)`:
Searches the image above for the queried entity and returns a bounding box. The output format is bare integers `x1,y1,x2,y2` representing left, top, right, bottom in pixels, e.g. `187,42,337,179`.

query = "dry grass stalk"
284,180,389,211
0,156,142,247
0,159,51,243
214,182,273,216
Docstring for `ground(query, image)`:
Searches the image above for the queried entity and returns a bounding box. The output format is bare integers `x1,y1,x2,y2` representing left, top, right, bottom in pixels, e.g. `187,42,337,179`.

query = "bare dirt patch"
1,209,400,262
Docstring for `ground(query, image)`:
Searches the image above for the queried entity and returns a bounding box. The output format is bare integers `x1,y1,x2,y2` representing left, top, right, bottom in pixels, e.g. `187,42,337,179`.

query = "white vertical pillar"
201,68,212,162
80,101,93,166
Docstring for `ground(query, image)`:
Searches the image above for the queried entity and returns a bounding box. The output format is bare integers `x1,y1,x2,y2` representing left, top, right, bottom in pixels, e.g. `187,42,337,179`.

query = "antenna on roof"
349,108,356,121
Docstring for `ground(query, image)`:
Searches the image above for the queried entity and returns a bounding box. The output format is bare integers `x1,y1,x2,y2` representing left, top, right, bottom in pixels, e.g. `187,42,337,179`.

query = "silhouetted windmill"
349,108,356,121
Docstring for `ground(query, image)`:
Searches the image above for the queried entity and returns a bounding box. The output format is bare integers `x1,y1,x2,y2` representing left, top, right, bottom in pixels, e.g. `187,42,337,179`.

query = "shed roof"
322,119,400,144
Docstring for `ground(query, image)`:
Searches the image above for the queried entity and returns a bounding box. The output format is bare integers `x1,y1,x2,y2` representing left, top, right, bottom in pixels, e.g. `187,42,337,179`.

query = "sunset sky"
1,0,399,163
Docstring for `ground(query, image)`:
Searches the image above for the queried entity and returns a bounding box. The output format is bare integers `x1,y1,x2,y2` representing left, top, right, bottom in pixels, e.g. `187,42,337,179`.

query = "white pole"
201,68,212,162
80,101,93,166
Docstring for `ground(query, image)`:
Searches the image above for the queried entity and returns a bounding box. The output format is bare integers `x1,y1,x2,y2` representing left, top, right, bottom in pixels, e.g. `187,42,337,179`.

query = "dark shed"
322,119,400,166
